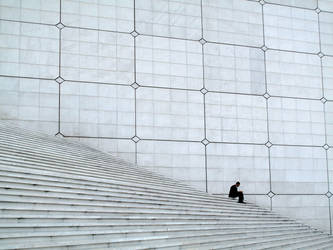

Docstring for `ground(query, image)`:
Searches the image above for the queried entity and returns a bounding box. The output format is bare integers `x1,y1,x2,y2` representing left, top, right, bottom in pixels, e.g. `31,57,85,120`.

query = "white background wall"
1,0,333,233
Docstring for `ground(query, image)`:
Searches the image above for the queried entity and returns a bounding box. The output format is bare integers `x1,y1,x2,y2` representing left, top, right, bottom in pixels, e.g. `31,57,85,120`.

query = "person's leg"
237,191,244,203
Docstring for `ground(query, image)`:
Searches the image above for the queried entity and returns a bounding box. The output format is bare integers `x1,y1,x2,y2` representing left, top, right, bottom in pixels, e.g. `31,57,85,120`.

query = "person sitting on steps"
229,181,245,203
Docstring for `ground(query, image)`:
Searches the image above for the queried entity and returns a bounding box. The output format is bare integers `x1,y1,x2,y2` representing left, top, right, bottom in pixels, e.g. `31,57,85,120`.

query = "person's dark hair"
236,181,240,185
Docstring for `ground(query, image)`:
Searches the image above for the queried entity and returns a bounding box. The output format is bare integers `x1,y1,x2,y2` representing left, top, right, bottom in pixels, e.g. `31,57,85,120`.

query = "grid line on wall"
200,0,209,192
0,18,55,26
133,0,138,165
329,196,332,234
1,17,333,56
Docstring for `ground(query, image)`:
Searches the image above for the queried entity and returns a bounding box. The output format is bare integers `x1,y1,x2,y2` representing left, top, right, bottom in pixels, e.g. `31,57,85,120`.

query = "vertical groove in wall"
134,86,138,163
261,2,270,141
320,58,325,99
264,90,271,150
268,147,272,192
203,93,208,193
200,0,204,38
57,86,61,136
261,3,265,46
329,197,332,234
324,104,330,234
134,88,137,136
133,1,138,165
326,150,330,193
59,0,62,23
133,38,137,84
262,2,268,97
317,5,325,100
202,46,207,139
323,103,328,145
263,53,268,94
261,2,273,207
200,0,208,192
316,5,328,222
58,30,62,77
133,0,136,31
57,0,62,135
58,0,62,77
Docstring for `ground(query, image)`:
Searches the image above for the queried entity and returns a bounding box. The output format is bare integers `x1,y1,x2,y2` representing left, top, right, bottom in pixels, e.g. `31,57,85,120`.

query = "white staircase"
0,122,332,249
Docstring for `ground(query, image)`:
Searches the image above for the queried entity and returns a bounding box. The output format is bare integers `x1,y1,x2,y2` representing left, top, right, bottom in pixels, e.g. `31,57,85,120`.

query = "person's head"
236,181,240,187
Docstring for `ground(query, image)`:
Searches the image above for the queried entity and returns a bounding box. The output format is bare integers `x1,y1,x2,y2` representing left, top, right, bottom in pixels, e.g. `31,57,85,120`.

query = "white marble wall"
1,0,333,233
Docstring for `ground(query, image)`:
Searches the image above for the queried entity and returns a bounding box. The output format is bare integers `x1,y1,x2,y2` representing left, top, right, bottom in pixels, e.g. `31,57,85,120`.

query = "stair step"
0,179,270,215
177,233,329,250
0,208,293,224
0,229,319,249
229,234,331,250
0,213,302,226
262,235,333,250
0,227,312,239
0,223,308,234
0,166,268,212
0,189,283,219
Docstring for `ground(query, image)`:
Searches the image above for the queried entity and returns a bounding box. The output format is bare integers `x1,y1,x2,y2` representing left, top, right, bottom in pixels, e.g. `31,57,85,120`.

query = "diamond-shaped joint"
265,141,272,148
199,38,207,45
267,191,275,198
55,76,64,84
201,138,210,146
261,45,268,52
318,52,324,58
131,136,140,143
321,97,327,103
326,191,332,198
315,8,321,14
200,87,208,95
131,82,140,89
323,144,330,150
263,92,270,99
130,30,139,37
56,22,65,30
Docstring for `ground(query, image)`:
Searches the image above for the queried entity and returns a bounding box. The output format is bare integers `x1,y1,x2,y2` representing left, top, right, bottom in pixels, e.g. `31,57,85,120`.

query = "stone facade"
0,0,333,233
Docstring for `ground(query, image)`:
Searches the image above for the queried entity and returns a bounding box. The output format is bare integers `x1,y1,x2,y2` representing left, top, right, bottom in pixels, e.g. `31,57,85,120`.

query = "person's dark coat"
229,184,244,203
229,184,238,198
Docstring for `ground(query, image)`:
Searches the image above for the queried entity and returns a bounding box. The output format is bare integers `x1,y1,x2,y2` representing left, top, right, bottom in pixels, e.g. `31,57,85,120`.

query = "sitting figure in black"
229,181,245,203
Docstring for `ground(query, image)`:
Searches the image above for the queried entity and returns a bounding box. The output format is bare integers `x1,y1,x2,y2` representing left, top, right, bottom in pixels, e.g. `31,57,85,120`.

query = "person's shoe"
238,201,246,204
